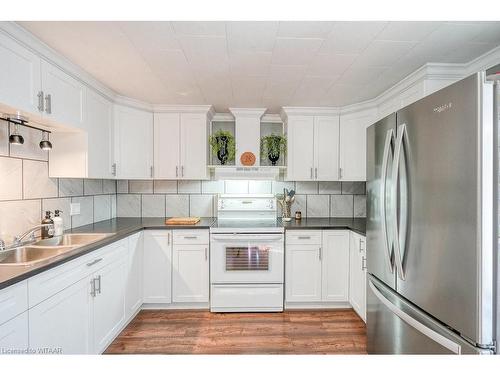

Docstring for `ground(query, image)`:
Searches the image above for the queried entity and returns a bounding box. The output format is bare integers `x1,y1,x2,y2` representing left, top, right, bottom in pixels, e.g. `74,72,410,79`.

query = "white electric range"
209,194,284,312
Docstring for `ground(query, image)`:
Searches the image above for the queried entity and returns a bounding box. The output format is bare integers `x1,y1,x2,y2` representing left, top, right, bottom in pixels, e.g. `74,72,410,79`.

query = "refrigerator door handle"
391,123,408,280
368,280,461,354
381,128,395,273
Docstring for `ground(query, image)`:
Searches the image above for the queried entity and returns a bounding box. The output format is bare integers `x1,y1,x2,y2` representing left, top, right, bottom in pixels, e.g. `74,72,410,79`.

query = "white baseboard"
285,301,352,310
141,302,209,310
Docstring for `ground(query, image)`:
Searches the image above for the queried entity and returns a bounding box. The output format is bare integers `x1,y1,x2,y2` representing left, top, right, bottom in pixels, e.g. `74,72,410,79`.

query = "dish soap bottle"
53,210,64,236
41,211,54,239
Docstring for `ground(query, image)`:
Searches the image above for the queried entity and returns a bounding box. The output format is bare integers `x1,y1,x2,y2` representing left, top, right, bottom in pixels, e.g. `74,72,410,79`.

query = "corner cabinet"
349,231,367,322
154,110,212,180
285,114,340,181
143,230,172,304
114,104,154,179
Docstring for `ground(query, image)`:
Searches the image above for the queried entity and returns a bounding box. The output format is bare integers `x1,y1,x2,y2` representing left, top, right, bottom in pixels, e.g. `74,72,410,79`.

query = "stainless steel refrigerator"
366,71,498,354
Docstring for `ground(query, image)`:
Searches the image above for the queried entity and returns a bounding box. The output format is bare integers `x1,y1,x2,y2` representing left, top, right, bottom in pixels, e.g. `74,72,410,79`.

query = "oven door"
210,233,284,284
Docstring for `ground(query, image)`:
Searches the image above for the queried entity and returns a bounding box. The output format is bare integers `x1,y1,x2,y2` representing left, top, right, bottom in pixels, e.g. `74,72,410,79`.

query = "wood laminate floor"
105,309,366,354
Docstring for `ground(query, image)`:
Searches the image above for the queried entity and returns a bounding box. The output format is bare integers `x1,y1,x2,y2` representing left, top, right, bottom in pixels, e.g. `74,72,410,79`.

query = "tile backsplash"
115,179,367,219
0,125,116,245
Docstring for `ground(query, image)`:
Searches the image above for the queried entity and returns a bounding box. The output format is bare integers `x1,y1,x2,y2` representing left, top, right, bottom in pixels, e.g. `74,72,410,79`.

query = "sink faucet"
13,224,55,247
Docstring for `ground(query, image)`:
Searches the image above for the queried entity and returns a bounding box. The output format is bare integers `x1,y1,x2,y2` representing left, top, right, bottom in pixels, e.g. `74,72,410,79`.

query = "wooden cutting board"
165,217,201,225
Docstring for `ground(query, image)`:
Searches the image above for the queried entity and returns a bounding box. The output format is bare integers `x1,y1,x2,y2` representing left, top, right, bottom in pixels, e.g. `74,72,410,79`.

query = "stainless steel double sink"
0,233,113,267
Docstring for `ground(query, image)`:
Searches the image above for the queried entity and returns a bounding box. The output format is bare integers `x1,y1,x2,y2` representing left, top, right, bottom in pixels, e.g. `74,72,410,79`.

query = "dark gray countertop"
0,216,365,290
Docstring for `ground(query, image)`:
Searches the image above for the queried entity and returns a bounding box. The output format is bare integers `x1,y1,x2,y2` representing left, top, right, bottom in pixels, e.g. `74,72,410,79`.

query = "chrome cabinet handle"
181,166,184,177
176,166,178,177
298,236,311,239
37,91,44,112
111,163,117,176
359,239,365,252
95,275,101,294
184,236,198,239
310,167,313,179
319,247,322,260
167,232,170,246
315,168,318,179
86,258,103,267
362,256,367,270
339,167,343,179
150,166,154,178
45,94,52,114
90,278,96,297
391,123,408,280
380,128,395,274
205,247,208,261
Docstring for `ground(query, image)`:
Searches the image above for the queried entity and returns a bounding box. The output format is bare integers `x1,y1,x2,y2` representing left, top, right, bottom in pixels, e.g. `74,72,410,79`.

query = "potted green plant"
209,129,236,165
261,134,287,166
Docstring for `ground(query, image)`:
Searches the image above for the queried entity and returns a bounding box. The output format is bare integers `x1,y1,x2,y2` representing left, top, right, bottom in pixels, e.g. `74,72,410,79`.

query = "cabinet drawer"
210,284,283,312
286,230,322,245
173,230,209,245
28,238,128,308
0,281,28,326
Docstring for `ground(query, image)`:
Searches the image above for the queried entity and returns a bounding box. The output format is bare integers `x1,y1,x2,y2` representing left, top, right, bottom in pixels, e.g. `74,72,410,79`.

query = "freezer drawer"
367,275,491,354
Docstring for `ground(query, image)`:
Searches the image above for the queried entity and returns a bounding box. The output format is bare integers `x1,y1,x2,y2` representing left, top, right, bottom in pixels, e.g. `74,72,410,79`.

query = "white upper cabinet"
339,109,376,181
286,113,339,181
114,104,154,179
154,111,210,180
0,32,42,117
154,113,180,179
40,60,85,129
314,116,340,181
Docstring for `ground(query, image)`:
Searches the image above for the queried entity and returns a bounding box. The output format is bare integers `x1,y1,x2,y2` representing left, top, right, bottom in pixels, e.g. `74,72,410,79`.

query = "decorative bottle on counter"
53,210,64,236
41,211,54,239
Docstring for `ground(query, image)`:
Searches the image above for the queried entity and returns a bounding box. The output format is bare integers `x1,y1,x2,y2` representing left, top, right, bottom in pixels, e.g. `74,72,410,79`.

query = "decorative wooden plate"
240,152,256,166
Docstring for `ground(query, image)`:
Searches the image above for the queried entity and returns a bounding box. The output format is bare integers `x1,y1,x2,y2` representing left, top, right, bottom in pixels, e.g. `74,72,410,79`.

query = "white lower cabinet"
172,230,209,303
0,312,29,352
285,230,350,306
29,277,91,354
143,230,172,304
349,232,367,321
125,232,143,319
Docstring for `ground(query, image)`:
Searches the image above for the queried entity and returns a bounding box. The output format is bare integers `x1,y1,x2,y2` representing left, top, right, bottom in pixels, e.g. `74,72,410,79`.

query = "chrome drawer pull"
86,258,103,267
184,236,198,239
297,236,311,239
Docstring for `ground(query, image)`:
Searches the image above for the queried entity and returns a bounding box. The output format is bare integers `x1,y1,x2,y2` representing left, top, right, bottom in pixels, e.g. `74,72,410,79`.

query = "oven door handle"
211,234,284,242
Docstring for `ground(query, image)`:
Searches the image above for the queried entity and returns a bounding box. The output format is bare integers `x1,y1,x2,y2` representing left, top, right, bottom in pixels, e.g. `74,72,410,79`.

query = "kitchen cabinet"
125,232,143,320
143,230,172,304
0,281,27,326
321,230,350,302
40,59,85,129
29,277,91,354
286,115,339,181
114,104,154,179
172,230,209,303
0,32,42,117
154,112,209,180
0,312,29,352
339,110,375,181
285,230,349,305
349,232,367,321
49,88,114,178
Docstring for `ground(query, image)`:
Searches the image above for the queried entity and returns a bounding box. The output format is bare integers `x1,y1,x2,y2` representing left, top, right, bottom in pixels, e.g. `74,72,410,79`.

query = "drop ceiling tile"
320,21,388,54
337,65,388,85
263,80,299,102
171,21,226,37
277,21,335,38
321,83,368,106
229,51,272,76
438,42,497,64
231,75,266,105
357,40,417,67
471,23,500,44
267,65,306,83
117,21,180,51
291,75,340,105
226,21,279,52
375,21,442,42
271,38,324,65
306,53,358,76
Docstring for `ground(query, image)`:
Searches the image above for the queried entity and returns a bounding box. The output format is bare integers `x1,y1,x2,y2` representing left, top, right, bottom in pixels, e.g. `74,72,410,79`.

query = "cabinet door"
286,116,315,181
85,89,113,178
339,112,373,181
172,244,209,303
41,60,84,128
143,230,172,304
349,232,364,319
285,244,322,302
179,113,208,180
314,116,339,181
0,33,41,116
114,105,153,179
92,258,126,354
0,312,28,353
29,278,91,354
125,232,143,320
321,230,349,302
154,113,180,179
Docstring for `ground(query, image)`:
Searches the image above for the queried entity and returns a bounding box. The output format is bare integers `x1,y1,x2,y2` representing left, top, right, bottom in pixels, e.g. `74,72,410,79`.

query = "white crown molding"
153,104,215,116
114,95,153,112
212,112,234,122
280,107,341,121
229,108,266,118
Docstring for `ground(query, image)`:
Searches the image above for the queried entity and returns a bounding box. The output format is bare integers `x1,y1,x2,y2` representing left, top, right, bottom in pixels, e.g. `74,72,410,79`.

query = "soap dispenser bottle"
53,210,64,236
41,211,54,239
